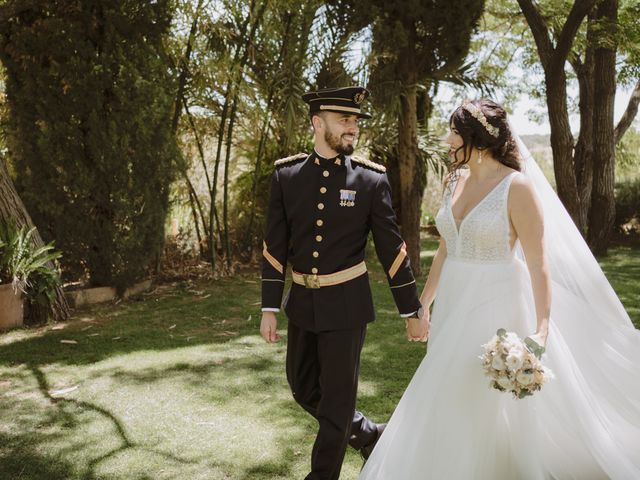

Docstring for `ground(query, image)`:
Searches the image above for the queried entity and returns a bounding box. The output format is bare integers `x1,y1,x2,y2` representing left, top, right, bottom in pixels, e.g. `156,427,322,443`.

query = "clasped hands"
405,307,429,343
261,309,430,344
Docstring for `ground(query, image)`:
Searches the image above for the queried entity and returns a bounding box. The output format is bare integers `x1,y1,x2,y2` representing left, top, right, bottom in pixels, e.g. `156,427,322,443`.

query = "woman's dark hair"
447,99,521,182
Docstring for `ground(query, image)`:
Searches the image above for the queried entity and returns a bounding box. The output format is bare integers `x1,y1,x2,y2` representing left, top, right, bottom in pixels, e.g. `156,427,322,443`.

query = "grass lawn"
0,238,638,480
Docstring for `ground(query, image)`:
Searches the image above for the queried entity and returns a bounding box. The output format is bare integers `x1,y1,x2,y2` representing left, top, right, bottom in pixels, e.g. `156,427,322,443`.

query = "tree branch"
516,0,554,69
568,51,584,77
551,0,599,73
614,79,640,144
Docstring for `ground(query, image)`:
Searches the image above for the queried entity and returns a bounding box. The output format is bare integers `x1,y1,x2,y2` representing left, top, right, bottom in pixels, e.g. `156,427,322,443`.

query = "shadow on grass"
7,362,202,480
0,433,77,480
0,338,313,479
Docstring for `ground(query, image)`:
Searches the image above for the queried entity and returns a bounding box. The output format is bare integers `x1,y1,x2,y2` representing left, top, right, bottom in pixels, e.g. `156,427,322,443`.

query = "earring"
477,150,483,165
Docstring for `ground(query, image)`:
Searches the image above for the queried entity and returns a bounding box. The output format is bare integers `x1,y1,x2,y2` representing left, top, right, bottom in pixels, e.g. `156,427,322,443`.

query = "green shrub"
0,223,63,323
0,1,177,292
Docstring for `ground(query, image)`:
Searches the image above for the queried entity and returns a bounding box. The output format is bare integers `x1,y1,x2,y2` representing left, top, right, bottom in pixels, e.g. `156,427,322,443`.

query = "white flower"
496,375,514,390
501,333,520,351
533,370,544,384
491,354,507,371
482,335,500,350
505,349,525,371
516,371,535,386
481,329,553,399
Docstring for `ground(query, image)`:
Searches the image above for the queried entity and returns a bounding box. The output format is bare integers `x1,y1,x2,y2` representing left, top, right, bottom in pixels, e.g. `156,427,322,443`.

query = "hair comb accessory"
461,101,500,138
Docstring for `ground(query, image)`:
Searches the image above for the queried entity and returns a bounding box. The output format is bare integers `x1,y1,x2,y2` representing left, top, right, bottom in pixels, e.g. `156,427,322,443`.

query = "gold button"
320,187,327,194
317,203,324,210
313,251,319,258
316,219,323,227
323,170,329,177
316,235,323,242
311,267,318,274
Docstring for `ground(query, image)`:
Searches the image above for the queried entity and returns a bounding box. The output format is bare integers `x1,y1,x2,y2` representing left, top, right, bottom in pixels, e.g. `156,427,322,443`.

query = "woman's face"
445,123,465,161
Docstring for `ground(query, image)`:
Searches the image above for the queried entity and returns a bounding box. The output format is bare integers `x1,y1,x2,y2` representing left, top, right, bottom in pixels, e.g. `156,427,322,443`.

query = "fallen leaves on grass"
215,331,239,337
49,385,79,397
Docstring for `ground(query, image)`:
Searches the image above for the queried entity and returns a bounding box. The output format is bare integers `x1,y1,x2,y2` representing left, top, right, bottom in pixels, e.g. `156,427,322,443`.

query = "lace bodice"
435,171,518,263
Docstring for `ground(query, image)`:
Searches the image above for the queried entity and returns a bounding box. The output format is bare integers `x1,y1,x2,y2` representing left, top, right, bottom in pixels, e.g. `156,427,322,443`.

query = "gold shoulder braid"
274,153,308,167
350,155,386,173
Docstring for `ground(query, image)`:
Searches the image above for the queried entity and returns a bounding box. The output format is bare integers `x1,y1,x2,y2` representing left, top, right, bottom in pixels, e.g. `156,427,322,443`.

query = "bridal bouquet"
480,328,554,399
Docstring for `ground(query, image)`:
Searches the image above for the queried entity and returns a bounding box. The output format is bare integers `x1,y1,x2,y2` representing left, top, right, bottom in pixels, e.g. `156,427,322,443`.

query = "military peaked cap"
302,86,372,119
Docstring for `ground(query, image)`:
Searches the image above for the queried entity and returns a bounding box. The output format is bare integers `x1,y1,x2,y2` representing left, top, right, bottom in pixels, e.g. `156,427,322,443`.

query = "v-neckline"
449,172,515,235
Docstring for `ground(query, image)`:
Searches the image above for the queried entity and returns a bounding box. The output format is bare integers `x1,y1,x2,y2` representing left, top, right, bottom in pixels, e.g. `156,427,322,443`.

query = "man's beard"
324,127,355,156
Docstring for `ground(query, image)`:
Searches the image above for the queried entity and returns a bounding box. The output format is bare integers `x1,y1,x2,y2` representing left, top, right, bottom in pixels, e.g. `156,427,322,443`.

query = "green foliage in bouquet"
497,328,546,359
524,336,546,360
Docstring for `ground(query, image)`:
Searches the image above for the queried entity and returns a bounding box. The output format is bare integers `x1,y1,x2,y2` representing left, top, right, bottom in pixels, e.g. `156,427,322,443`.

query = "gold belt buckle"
303,274,321,289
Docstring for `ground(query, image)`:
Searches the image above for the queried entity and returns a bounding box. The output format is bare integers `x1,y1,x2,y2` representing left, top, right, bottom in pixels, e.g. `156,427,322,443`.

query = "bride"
360,99,640,479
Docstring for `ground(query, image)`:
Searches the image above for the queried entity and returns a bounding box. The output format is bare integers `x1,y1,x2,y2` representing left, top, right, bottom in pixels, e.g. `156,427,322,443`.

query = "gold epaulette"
274,153,308,167
350,155,386,173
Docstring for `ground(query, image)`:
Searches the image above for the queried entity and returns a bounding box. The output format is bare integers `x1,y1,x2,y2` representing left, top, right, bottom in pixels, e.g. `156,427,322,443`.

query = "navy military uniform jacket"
261,151,422,332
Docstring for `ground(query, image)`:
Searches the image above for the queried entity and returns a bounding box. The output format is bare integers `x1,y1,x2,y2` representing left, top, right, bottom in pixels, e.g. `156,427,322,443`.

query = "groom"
260,86,428,480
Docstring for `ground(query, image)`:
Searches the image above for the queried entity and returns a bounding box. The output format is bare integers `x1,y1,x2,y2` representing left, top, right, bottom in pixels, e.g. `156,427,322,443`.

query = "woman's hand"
528,329,548,348
406,307,430,342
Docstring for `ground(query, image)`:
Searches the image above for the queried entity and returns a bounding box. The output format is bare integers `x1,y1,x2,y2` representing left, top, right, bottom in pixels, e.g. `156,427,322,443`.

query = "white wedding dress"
360,162,640,479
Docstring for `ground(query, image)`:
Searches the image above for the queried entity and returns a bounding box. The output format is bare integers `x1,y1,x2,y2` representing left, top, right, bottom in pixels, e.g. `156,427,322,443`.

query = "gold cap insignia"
353,91,366,105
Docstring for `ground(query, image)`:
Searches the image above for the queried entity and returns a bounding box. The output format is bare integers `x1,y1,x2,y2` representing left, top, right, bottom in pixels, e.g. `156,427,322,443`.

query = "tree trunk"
545,74,583,230
587,0,618,255
222,92,239,271
187,188,204,257
518,0,598,236
570,13,596,233
209,0,264,273
182,97,211,257
397,66,423,276
0,158,70,323
171,0,202,134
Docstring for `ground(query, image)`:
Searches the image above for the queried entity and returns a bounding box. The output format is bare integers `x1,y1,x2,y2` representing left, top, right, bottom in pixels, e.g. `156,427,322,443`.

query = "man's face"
317,112,359,155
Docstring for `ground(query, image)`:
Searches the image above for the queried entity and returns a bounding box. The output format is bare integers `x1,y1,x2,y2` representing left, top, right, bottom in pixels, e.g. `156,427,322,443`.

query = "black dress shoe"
360,423,386,461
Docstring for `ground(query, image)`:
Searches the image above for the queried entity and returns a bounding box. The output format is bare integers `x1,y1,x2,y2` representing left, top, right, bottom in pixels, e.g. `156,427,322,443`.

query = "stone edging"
65,279,153,308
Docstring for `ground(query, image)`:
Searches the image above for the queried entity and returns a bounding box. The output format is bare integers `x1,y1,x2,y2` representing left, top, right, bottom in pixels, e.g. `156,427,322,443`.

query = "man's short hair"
310,111,327,130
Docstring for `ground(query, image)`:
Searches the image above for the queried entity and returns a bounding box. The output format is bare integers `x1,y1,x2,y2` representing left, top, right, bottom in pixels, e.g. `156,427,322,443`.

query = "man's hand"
405,309,429,343
260,311,280,343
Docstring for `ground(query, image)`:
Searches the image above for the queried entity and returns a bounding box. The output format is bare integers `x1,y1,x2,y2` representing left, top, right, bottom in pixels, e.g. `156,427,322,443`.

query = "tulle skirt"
360,256,640,480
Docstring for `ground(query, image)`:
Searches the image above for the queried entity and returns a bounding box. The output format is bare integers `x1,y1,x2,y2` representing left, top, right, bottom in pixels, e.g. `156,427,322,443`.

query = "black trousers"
286,320,378,480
